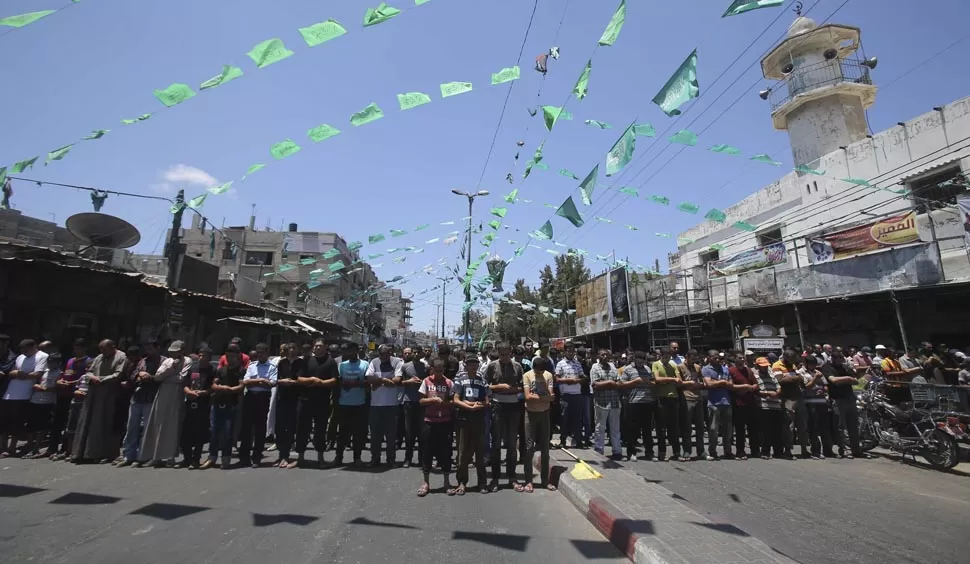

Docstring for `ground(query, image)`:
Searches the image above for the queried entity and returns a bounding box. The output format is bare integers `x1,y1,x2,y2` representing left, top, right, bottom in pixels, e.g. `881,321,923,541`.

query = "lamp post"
451,188,489,348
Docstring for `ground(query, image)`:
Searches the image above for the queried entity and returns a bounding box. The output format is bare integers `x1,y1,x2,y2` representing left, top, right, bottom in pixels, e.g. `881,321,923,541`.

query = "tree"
454,308,489,343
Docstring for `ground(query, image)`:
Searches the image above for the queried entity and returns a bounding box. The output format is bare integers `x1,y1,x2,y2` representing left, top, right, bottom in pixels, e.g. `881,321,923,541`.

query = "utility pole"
450,189,489,348
436,276,451,340
165,189,186,289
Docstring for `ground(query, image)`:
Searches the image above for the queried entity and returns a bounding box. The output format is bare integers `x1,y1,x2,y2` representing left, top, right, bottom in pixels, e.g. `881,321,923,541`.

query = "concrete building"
377,288,413,345
129,216,384,339
0,209,82,250
574,15,970,352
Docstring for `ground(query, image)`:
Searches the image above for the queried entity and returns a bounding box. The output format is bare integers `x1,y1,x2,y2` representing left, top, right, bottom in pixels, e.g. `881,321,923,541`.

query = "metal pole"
684,277,693,351
793,302,806,351
926,209,946,277
441,280,447,339
463,196,473,347
660,279,670,347
890,289,910,352
165,189,186,289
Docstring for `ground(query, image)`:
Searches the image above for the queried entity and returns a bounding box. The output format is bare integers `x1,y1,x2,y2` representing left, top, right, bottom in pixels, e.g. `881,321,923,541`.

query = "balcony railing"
769,58,873,111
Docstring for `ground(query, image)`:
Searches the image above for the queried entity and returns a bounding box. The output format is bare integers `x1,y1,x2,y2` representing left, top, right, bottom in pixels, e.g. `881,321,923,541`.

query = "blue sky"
4,0,970,333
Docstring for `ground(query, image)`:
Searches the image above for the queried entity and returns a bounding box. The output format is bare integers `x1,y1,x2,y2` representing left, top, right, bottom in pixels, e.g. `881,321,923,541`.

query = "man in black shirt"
400,347,427,467
180,347,214,468
485,342,524,492
118,340,162,466
203,344,245,469
275,343,307,469
453,356,489,494
821,351,867,459
297,339,338,468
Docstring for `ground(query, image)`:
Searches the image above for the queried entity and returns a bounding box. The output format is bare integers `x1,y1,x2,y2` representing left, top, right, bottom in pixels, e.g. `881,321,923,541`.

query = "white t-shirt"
367,356,404,407
30,367,60,405
4,351,49,401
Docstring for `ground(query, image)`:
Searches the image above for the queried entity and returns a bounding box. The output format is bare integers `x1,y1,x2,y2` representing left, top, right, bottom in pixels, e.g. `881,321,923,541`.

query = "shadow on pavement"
691,522,750,537
49,492,122,505
569,539,624,559
453,531,530,551
348,516,420,529
728,493,741,502
252,513,319,527
130,502,209,521
0,484,46,498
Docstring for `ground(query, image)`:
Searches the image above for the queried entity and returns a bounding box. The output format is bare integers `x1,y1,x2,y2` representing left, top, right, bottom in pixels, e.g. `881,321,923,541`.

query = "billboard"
574,273,609,336
709,242,787,277
807,212,925,264
608,266,631,325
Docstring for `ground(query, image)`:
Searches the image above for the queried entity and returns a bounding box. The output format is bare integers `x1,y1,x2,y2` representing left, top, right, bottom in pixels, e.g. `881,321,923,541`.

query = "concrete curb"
536,451,796,564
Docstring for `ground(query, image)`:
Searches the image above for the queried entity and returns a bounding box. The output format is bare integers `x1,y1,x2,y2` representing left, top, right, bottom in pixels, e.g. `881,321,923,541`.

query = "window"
299,254,314,262
245,251,274,266
806,183,811,195
221,241,234,260
757,226,783,247
699,249,719,265
908,167,967,213
813,180,819,193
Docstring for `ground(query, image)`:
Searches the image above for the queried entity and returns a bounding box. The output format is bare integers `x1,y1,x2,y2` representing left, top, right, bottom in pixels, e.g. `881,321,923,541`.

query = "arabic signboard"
743,338,785,353
807,212,924,264
709,242,787,277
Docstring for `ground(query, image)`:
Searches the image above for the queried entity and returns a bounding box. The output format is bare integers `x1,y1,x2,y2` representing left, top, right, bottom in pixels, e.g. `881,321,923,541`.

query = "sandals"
417,484,430,497
512,483,525,493
454,485,466,496
545,483,557,491
523,484,534,493
446,486,458,496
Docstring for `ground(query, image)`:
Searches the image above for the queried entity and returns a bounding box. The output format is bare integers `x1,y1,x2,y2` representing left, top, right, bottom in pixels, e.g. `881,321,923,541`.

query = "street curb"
535,452,795,564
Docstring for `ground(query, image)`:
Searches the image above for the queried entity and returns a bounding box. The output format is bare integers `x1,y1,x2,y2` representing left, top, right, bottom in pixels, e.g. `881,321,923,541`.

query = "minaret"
760,12,878,167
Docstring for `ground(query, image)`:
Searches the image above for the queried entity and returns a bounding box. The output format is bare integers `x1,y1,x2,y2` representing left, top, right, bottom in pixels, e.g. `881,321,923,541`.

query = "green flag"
595,217,613,223
606,123,636,176
121,114,151,125
12,157,38,173
298,19,347,46
0,10,54,28
653,50,699,117
573,59,592,100
750,153,782,166
704,208,727,223
625,225,639,231
200,65,244,90
841,177,872,187
440,82,473,98
307,124,341,142
648,195,670,205
633,123,656,137
397,92,431,110
188,193,207,209
677,202,699,214
579,165,599,205
503,189,519,203
363,3,401,27
490,207,507,218
247,38,294,68
559,169,579,180
323,248,341,259
598,0,626,46
669,129,698,146
722,0,784,18
532,221,554,240
415,0,431,5
585,119,612,129
795,164,826,176
45,144,73,165
488,220,501,230
618,187,638,196
390,229,407,237
270,139,301,159
243,163,266,178
491,66,520,85
414,224,429,231
541,106,564,131
82,129,110,140
555,196,585,227
350,103,384,126
733,221,757,232
709,144,741,155
329,260,347,272
208,181,233,195
153,83,196,108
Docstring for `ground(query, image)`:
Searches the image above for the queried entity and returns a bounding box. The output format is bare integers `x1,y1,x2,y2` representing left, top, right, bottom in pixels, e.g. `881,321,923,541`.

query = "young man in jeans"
590,349,622,460
702,351,734,460
523,357,556,492
453,356,489,494
554,344,585,449
203,345,244,469
619,351,656,461
484,342,524,492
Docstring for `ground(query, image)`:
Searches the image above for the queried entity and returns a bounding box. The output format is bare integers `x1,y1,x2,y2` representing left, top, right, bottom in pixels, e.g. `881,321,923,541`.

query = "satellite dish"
66,212,141,249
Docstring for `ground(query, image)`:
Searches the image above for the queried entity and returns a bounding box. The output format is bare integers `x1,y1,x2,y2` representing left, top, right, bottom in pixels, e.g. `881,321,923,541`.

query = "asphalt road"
625,450,970,564
0,456,624,564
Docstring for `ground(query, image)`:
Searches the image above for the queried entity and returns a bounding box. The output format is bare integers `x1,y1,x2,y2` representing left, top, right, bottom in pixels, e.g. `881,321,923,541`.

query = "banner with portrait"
709,242,787,277
607,266,631,326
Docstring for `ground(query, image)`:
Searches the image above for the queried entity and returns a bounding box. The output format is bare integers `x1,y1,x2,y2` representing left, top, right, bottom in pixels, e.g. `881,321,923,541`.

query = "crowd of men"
1,332,965,497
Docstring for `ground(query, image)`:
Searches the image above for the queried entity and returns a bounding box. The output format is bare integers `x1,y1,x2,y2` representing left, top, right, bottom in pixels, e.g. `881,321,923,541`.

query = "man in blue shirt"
239,343,278,468
702,350,734,460
328,342,369,468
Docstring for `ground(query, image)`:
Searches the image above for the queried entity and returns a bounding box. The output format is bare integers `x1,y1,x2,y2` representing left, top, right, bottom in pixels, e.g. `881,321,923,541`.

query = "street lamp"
451,189,490,347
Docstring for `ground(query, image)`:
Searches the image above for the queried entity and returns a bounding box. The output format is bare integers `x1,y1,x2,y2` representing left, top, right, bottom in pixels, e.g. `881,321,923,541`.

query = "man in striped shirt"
590,349,622,459
755,357,785,459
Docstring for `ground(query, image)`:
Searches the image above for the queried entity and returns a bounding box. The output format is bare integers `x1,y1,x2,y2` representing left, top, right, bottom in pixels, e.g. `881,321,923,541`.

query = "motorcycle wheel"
922,429,959,470
858,415,879,452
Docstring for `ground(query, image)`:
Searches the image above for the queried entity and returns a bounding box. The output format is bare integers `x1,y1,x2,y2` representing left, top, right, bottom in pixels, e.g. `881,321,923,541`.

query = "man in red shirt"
729,353,761,460
218,338,250,369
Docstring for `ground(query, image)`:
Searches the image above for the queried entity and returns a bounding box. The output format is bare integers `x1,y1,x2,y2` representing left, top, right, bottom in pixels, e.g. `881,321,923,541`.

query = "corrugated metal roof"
899,155,964,182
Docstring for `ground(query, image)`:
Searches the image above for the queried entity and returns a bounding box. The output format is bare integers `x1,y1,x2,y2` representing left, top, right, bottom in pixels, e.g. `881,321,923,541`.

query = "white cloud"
151,164,234,197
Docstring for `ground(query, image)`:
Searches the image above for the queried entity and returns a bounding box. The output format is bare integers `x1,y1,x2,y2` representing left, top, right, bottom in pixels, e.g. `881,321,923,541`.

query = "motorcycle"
856,379,961,470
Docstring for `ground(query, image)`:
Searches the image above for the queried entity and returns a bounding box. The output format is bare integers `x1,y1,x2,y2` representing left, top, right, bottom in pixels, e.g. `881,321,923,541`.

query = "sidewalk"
539,449,796,564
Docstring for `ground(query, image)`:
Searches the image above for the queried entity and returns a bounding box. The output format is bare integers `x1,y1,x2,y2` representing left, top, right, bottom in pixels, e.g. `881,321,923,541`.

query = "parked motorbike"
856,380,960,470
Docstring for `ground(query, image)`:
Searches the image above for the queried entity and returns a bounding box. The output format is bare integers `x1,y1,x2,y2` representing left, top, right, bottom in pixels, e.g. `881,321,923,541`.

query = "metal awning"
294,319,321,333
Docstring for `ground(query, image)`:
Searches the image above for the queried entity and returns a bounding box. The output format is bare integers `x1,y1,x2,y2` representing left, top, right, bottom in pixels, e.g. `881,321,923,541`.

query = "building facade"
574,16,970,353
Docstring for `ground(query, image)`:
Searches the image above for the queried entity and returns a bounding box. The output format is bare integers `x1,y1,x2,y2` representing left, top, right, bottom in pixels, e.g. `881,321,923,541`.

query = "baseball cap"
168,340,184,353
874,344,887,351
